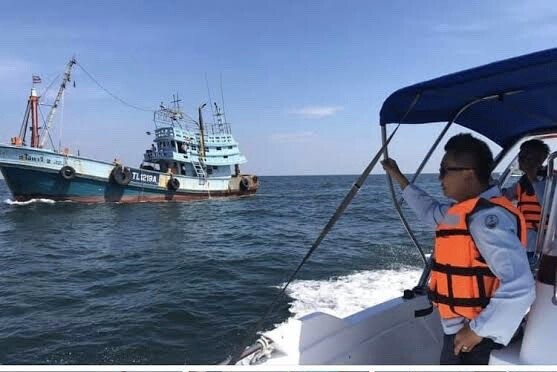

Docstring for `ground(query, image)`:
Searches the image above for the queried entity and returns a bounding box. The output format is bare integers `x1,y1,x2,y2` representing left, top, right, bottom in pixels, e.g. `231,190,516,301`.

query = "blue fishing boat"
0,59,259,203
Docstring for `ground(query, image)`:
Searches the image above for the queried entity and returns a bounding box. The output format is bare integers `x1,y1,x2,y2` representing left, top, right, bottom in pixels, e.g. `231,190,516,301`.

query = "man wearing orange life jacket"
382,133,535,365
503,139,550,260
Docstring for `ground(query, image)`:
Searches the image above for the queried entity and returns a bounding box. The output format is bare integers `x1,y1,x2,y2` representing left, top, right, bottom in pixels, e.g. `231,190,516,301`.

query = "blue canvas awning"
380,48,557,148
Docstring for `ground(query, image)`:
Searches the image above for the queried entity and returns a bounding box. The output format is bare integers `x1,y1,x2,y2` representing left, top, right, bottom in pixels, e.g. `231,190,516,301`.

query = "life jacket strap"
428,290,491,308
517,201,540,207
435,229,470,237
431,260,496,277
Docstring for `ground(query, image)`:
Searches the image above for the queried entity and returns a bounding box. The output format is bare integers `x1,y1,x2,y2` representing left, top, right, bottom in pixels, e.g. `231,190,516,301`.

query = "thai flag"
32,75,41,84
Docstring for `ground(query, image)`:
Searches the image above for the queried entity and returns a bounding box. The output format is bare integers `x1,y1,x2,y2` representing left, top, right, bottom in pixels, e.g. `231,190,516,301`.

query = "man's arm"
466,207,536,345
381,158,409,189
402,185,451,227
381,157,449,227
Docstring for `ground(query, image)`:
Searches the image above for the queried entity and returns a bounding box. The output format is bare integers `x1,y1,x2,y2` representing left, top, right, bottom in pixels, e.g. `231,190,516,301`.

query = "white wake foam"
284,267,423,319
4,198,56,205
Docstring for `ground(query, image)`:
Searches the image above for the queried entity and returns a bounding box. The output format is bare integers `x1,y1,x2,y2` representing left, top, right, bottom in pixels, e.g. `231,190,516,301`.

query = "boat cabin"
141,102,247,179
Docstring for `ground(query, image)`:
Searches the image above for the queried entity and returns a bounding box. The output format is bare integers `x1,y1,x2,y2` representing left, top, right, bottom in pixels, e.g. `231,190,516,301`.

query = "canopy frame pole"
384,93,519,289
395,121,453,207
532,151,557,271
380,94,430,272
382,125,428,270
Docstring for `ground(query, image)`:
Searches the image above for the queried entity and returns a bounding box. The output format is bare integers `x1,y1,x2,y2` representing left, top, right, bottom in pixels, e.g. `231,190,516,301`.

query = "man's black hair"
520,139,550,159
444,133,493,185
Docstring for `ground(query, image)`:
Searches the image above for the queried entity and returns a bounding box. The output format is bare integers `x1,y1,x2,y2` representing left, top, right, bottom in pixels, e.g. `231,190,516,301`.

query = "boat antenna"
39,57,76,147
171,93,182,111
219,73,228,125
227,124,402,365
205,73,216,121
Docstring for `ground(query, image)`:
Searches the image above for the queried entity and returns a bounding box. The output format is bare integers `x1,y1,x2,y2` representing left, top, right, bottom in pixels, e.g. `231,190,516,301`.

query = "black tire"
167,177,180,191
111,165,132,186
240,177,250,191
60,165,76,180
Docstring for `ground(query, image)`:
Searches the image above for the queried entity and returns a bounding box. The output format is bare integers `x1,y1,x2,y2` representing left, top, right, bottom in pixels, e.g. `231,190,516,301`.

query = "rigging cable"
75,61,155,113
39,72,62,102
58,90,65,153
36,70,65,150
76,61,201,125
38,105,56,150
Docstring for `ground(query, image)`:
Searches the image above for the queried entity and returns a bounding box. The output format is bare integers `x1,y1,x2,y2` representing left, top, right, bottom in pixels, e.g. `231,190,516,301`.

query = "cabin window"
178,142,187,154
207,166,213,175
224,155,228,159
168,161,178,174
216,146,222,150
228,146,233,149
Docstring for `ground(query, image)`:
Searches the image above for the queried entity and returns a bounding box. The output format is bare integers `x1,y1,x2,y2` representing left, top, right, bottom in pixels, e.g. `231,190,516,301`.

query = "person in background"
503,139,550,260
381,133,535,365
180,143,188,154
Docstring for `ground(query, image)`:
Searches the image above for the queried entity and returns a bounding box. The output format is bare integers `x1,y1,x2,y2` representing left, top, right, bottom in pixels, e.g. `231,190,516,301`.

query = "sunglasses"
439,166,475,178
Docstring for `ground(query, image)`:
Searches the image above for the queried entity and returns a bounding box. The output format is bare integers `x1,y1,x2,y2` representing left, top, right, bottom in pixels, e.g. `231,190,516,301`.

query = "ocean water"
0,174,444,364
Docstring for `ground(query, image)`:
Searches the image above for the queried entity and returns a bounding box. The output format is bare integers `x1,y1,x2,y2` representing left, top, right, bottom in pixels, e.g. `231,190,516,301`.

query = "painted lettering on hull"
131,170,159,185
18,152,63,165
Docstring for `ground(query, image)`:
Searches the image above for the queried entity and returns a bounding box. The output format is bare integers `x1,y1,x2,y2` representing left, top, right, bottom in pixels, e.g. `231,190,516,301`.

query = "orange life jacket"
517,176,542,231
428,195,527,320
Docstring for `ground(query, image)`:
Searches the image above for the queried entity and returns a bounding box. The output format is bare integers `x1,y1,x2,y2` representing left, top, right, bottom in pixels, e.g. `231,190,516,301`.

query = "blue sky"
1,0,556,175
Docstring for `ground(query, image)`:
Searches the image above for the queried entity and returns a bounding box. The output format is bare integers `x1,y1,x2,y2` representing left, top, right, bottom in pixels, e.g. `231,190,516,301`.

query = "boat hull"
0,146,258,203
238,293,443,365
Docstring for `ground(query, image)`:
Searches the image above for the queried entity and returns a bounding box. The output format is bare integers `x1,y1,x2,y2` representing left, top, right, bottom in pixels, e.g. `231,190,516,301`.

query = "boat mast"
39,57,77,147
16,80,39,146
198,103,207,160
29,88,40,147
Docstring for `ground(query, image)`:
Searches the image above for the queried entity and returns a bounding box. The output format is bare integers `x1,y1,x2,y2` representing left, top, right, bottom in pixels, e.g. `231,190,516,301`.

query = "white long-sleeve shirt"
402,184,535,345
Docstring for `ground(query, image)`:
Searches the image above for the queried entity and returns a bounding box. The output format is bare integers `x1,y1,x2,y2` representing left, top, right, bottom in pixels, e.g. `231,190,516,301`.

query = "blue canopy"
380,48,557,148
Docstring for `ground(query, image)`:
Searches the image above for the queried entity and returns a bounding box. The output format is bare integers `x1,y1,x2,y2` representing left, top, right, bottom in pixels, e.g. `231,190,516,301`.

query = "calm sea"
0,174,443,364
